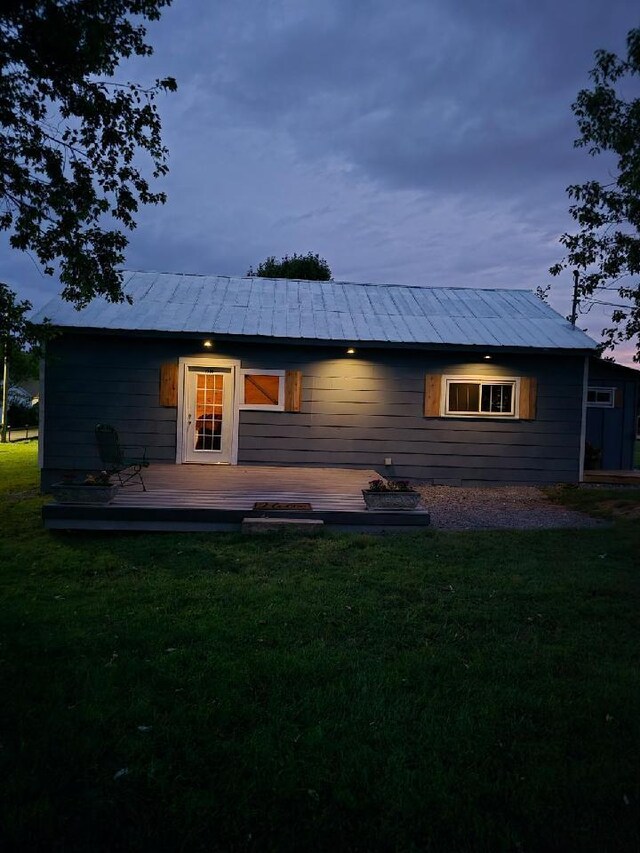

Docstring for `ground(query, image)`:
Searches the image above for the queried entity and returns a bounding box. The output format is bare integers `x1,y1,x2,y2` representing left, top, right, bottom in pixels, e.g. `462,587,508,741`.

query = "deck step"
241,517,324,534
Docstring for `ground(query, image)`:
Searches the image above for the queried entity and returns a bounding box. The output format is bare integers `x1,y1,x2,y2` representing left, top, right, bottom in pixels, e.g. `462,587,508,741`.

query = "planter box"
362,490,421,511
51,483,120,505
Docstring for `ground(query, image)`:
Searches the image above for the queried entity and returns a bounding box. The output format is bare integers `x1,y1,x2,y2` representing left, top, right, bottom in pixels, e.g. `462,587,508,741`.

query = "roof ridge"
122,269,535,294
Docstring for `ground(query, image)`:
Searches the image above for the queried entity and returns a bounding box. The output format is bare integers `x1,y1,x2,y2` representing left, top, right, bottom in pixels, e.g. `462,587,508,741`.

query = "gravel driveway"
414,484,606,530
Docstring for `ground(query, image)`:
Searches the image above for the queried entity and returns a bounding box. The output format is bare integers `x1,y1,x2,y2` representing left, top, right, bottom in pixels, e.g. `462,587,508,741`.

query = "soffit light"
203,339,213,348
484,354,492,360
346,347,356,355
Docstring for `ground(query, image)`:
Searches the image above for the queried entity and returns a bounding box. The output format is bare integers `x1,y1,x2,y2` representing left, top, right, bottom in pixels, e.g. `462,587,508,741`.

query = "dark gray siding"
586,363,639,470
41,334,586,487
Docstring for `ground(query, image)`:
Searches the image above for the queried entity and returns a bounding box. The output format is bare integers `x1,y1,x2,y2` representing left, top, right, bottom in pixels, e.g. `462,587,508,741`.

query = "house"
0,379,39,424
585,357,639,470
0,385,30,423
33,271,598,491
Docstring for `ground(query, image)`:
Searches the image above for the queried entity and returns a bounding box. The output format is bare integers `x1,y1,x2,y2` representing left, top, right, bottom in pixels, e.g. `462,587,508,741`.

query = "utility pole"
570,269,579,326
1,341,8,443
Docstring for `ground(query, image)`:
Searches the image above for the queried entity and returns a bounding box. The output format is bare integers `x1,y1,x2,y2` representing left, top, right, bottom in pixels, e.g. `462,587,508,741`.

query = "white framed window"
239,369,285,411
586,387,615,408
442,375,519,418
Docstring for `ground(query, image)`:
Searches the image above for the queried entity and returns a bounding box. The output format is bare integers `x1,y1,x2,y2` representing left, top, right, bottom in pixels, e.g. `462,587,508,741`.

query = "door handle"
188,413,193,425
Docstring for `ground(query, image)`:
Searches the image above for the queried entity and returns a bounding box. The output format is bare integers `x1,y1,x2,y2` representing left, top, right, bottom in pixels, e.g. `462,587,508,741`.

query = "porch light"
203,339,213,348
346,347,356,355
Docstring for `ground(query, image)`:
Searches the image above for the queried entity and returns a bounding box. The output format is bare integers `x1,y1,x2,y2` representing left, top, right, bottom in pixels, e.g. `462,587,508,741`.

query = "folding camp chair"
95,424,149,491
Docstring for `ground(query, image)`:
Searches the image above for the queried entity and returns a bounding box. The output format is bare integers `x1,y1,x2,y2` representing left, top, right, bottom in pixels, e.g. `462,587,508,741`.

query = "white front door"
182,365,235,463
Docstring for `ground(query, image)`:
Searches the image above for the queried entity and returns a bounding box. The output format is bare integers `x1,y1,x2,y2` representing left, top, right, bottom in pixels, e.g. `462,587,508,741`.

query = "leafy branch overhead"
0,282,53,354
551,27,640,360
0,0,176,308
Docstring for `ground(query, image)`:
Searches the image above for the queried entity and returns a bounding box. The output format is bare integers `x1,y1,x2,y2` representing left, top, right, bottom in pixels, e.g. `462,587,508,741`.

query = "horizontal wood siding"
42,335,585,485
237,351,583,483
585,366,639,470
43,337,180,471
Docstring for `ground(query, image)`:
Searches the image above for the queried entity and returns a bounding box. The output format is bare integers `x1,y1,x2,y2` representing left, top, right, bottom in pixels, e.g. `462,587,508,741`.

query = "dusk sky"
2,0,638,363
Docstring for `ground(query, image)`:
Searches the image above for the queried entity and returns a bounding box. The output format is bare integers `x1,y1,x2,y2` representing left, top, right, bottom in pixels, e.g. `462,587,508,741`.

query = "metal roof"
33,270,597,350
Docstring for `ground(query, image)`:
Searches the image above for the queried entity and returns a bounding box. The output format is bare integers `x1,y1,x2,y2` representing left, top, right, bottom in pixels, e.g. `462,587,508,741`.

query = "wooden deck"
43,464,431,532
583,470,640,485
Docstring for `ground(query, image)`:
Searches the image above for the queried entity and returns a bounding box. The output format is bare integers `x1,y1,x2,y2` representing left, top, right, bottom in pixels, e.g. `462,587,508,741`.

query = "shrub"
6,401,38,428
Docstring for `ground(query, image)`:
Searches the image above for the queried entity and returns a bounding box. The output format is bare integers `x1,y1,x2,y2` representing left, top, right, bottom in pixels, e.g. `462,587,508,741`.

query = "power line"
581,297,637,309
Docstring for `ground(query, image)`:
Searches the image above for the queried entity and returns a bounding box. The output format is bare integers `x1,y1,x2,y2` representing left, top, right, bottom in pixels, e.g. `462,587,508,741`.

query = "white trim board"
579,356,589,483
38,352,45,470
238,368,285,411
439,374,521,419
176,356,241,465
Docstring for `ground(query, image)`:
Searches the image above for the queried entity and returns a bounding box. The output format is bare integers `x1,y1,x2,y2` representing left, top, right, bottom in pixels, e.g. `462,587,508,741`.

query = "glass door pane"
194,372,224,451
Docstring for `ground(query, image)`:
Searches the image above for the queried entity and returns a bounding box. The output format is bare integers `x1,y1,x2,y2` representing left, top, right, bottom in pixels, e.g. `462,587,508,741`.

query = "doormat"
253,501,313,512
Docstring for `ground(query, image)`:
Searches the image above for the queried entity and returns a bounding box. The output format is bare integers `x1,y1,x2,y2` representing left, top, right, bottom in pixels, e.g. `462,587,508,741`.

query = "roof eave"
48,324,597,355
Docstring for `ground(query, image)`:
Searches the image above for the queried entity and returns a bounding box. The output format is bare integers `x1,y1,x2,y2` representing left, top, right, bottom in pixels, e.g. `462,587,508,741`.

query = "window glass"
587,388,614,406
481,383,513,413
195,372,223,451
448,382,479,412
447,380,516,416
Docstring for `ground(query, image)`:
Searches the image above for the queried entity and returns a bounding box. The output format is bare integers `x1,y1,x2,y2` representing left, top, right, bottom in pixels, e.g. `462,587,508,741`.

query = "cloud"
197,0,632,197
1,0,637,364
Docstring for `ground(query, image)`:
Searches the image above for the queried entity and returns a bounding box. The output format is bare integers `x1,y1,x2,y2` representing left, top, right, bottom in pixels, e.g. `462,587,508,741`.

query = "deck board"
43,464,431,532
583,470,640,485
113,490,366,510
115,464,378,511
140,464,380,495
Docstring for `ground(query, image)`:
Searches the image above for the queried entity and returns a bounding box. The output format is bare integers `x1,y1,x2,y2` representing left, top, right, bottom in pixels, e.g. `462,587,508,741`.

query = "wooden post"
570,270,579,326
1,341,8,444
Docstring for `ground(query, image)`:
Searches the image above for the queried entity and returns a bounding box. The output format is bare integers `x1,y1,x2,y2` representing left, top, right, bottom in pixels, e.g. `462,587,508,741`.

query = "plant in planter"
50,470,120,504
362,478,422,510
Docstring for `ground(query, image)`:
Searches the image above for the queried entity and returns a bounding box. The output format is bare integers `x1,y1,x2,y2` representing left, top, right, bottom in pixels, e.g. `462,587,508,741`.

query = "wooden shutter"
160,362,178,407
284,370,302,412
519,377,537,420
424,374,442,417
614,387,623,408
244,374,280,406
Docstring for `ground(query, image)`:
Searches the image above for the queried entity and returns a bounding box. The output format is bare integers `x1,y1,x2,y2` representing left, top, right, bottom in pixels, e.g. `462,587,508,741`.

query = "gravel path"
414,484,606,530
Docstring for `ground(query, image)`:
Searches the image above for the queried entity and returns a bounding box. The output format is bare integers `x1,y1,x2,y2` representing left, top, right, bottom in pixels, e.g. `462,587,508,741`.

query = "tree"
0,1,176,308
0,283,44,442
550,27,640,360
6,347,39,386
248,252,332,281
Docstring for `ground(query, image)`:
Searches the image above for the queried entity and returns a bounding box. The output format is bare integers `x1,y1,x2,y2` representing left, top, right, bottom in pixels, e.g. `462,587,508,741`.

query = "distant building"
0,380,39,423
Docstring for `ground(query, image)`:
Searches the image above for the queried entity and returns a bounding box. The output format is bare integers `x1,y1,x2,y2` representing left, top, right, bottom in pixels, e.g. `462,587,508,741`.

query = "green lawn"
1,443,639,852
